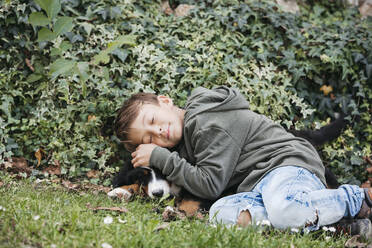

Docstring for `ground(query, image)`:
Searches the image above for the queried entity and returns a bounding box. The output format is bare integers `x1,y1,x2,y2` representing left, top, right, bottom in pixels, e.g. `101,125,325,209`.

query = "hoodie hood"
184,86,250,122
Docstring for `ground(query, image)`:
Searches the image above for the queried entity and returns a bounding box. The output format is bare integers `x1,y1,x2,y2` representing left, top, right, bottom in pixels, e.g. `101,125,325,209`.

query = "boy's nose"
158,127,166,137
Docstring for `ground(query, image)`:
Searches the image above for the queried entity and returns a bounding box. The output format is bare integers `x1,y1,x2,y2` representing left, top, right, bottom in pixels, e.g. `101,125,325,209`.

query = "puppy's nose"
152,190,164,198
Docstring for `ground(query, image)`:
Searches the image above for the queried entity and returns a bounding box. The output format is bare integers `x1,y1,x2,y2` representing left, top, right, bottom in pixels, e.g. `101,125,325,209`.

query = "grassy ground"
0,172,349,248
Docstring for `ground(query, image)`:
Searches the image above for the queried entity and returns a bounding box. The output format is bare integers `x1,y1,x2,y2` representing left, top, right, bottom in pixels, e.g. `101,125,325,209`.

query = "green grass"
0,172,348,248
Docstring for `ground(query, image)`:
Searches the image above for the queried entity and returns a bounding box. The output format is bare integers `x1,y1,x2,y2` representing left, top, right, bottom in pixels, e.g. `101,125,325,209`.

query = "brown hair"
114,92,159,152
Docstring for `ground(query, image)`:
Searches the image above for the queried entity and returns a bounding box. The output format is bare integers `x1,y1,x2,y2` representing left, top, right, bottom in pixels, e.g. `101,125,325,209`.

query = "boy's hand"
131,144,158,168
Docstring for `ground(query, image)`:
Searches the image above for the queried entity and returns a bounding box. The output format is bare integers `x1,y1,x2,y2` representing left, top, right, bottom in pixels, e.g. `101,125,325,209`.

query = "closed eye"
149,116,154,143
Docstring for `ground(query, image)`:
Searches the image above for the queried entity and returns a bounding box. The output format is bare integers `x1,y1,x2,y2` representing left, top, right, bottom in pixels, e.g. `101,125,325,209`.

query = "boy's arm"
150,127,241,200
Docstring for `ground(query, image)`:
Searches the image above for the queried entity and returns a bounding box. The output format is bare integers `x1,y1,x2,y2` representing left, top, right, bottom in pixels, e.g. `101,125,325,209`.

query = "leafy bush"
0,0,371,185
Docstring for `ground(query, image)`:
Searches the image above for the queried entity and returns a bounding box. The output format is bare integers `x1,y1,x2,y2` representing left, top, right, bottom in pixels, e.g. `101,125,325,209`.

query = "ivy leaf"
93,35,137,65
37,27,57,41
53,17,74,36
26,73,43,83
49,59,76,80
366,64,372,79
350,155,363,166
76,62,89,85
35,0,61,20
81,22,94,36
111,48,129,63
93,52,110,65
29,12,51,27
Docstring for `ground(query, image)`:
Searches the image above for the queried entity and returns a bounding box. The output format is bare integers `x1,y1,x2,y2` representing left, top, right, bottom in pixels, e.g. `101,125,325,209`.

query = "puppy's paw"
107,187,132,201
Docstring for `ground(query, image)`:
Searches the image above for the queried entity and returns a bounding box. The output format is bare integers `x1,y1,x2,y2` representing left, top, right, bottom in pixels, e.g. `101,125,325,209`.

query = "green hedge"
0,0,371,185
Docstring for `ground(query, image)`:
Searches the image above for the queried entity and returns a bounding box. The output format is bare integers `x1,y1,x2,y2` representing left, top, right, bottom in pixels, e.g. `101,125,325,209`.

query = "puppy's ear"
112,160,134,187
127,168,149,185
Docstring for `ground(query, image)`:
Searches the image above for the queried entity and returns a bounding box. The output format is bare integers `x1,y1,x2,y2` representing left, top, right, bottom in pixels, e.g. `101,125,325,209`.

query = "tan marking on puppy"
178,199,201,217
120,184,140,194
142,185,148,196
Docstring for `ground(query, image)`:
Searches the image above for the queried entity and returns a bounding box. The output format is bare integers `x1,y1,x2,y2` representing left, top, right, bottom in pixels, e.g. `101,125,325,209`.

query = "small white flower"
33,215,40,220
101,242,112,248
103,216,113,224
118,218,126,224
322,226,336,232
256,219,271,226
325,236,331,241
328,227,336,232
35,178,43,184
290,228,299,233
51,244,57,248
0,206,5,211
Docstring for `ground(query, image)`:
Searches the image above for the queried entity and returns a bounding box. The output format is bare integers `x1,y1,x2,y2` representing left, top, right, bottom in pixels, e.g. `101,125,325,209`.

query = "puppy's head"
112,161,178,199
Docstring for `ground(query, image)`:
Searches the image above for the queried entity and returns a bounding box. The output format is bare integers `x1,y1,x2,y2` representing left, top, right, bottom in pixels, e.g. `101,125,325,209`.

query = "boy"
115,86,372,238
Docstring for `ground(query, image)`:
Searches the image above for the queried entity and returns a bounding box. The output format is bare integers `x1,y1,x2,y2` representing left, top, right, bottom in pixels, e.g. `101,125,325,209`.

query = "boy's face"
128,96,184,149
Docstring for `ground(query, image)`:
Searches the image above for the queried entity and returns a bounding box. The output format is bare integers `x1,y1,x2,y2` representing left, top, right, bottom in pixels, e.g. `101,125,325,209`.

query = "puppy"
108,162,182,200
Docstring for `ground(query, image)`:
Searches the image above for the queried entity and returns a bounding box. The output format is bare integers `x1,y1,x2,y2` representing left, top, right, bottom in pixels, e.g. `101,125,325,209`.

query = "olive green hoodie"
150,86,325,200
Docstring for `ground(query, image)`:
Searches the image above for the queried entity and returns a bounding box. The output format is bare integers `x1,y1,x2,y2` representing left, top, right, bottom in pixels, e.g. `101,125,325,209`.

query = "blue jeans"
209,166,365,230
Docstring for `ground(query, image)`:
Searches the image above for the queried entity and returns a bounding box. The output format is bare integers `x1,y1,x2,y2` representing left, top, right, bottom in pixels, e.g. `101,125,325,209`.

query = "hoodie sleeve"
150,126,241,200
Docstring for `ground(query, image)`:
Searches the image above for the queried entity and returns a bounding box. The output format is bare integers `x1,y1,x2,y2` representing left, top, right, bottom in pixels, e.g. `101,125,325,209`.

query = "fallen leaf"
43,165,61,175
3,157,32,174
86,203,128,213
195,212,205,220
25,58,35,72
276,0,300,13
161,1,195,17
82,183,111,194
35,148,45,167
51,178,61,183
87,170,99,178
0,181,3,187
54,159,61,167
62,180,80,190
320,85,333,96
154,222,170,232
162,206,186,221
174,4,195,17
161,1,173,15
345,235,368,248
88,115,96,122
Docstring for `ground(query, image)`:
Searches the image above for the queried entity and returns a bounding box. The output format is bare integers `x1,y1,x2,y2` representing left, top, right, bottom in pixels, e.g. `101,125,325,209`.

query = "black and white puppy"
108,161,181,200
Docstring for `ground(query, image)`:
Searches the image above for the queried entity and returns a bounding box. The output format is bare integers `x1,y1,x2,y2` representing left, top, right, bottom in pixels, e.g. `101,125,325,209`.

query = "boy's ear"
157,95,173,106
